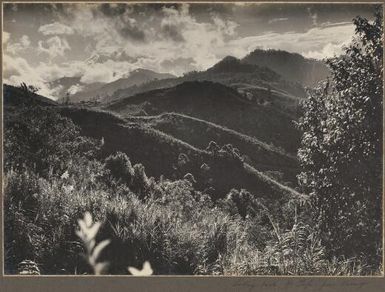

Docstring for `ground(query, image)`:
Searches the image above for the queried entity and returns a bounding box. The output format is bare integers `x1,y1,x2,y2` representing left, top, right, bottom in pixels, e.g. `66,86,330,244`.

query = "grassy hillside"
3,84,58,107
230,83,301,118
125,113,299,183
105,81,301,154
58,106,301,199
3,84,300,197
4,100,313,276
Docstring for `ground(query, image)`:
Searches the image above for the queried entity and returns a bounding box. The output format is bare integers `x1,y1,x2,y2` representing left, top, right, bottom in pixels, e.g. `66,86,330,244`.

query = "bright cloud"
227,22,355,60
38,22,74,35
67,84,84,95
6,35,31,55
268,18,289,24
38,36,71,59
3,3,364,99
3,54,55,97
3,31,10,43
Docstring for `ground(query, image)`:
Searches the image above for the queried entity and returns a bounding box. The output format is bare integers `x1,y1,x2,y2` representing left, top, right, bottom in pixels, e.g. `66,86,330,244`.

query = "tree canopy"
298,7,383,263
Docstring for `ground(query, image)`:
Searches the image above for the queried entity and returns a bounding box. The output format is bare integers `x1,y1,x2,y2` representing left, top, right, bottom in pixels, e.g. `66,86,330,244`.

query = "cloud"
268,17,289,24
60,4,242,75
212,15,238,36
3,31,10,43
38,36,71,59
20,35,31,47
303,42,349,60
307,7,318,26
161,23,185,42
39,22,74,35
80,59,136,84
3,54,55,97
160,57,195,75
226,22,355,60
6,35,31,55
116,17,146,41
159,5,188,42
68,84,84,94
3,3,361,100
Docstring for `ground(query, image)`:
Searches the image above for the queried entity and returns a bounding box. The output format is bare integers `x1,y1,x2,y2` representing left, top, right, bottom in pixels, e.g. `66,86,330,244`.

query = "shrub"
104,152,134,185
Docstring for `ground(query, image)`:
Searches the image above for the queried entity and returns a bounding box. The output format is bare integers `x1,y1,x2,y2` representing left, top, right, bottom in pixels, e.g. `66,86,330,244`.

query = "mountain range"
50,49,329,105
50,68,175,103
4,83,302,198
5,48,330,199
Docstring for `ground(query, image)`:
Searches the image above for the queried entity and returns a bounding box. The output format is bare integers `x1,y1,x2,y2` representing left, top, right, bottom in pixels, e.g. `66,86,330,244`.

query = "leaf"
91,239,111,263
84,212,93,228
128,261,153,276
86,222,101,241
89,239,96,251
75,230,84,240
94,262,109,275
77,219,87,232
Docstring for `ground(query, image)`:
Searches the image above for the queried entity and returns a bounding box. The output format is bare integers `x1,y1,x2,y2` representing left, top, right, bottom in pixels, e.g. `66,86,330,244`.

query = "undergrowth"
3,104,382,275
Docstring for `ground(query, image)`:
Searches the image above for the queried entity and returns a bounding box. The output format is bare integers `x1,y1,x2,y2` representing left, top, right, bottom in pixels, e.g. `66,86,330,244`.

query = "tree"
65,92,70,105
19,82,39,95
297,8,383,264
104,152,134,185
4,106,100,177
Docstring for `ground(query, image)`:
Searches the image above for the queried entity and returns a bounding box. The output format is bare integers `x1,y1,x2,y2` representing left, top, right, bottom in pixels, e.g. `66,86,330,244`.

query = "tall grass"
5,160,380,275
4,104,381,275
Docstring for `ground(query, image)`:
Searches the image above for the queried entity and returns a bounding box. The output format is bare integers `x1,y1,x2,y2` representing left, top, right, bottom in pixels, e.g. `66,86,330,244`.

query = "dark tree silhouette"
298,7,383,263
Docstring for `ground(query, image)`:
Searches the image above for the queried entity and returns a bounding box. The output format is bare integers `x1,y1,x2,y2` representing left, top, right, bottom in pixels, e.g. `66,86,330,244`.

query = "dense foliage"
298,9,383,264
5,100,376,275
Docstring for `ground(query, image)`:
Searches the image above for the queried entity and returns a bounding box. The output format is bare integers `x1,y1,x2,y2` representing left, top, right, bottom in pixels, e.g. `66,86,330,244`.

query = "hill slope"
242,49,330,87
126,112,299,183
111,54,306,104
3,84,58,107
105,81,301,154
50,69,175,103
3,84,302,199
58,106,302,199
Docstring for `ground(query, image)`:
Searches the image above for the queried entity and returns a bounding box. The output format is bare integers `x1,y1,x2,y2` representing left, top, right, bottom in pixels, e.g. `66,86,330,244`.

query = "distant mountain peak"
220,55,241,63
50,68,176,103
242,48,330,86
129,68,175,79
131,68,153,74
247,48,306,59
208,56,258,74
205,55,282,83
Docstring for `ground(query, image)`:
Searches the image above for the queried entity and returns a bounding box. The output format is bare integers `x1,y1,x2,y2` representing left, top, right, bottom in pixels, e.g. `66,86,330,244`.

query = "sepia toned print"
2,2,383,276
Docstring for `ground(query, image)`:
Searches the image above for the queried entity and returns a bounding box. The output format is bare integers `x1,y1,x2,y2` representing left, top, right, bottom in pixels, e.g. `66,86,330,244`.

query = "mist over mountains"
50,68,176,103
4,48,329,195
4,48,320,195
46,49,328,104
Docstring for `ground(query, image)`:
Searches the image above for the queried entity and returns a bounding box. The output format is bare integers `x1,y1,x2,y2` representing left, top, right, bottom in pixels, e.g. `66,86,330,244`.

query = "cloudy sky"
3,2,377,97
